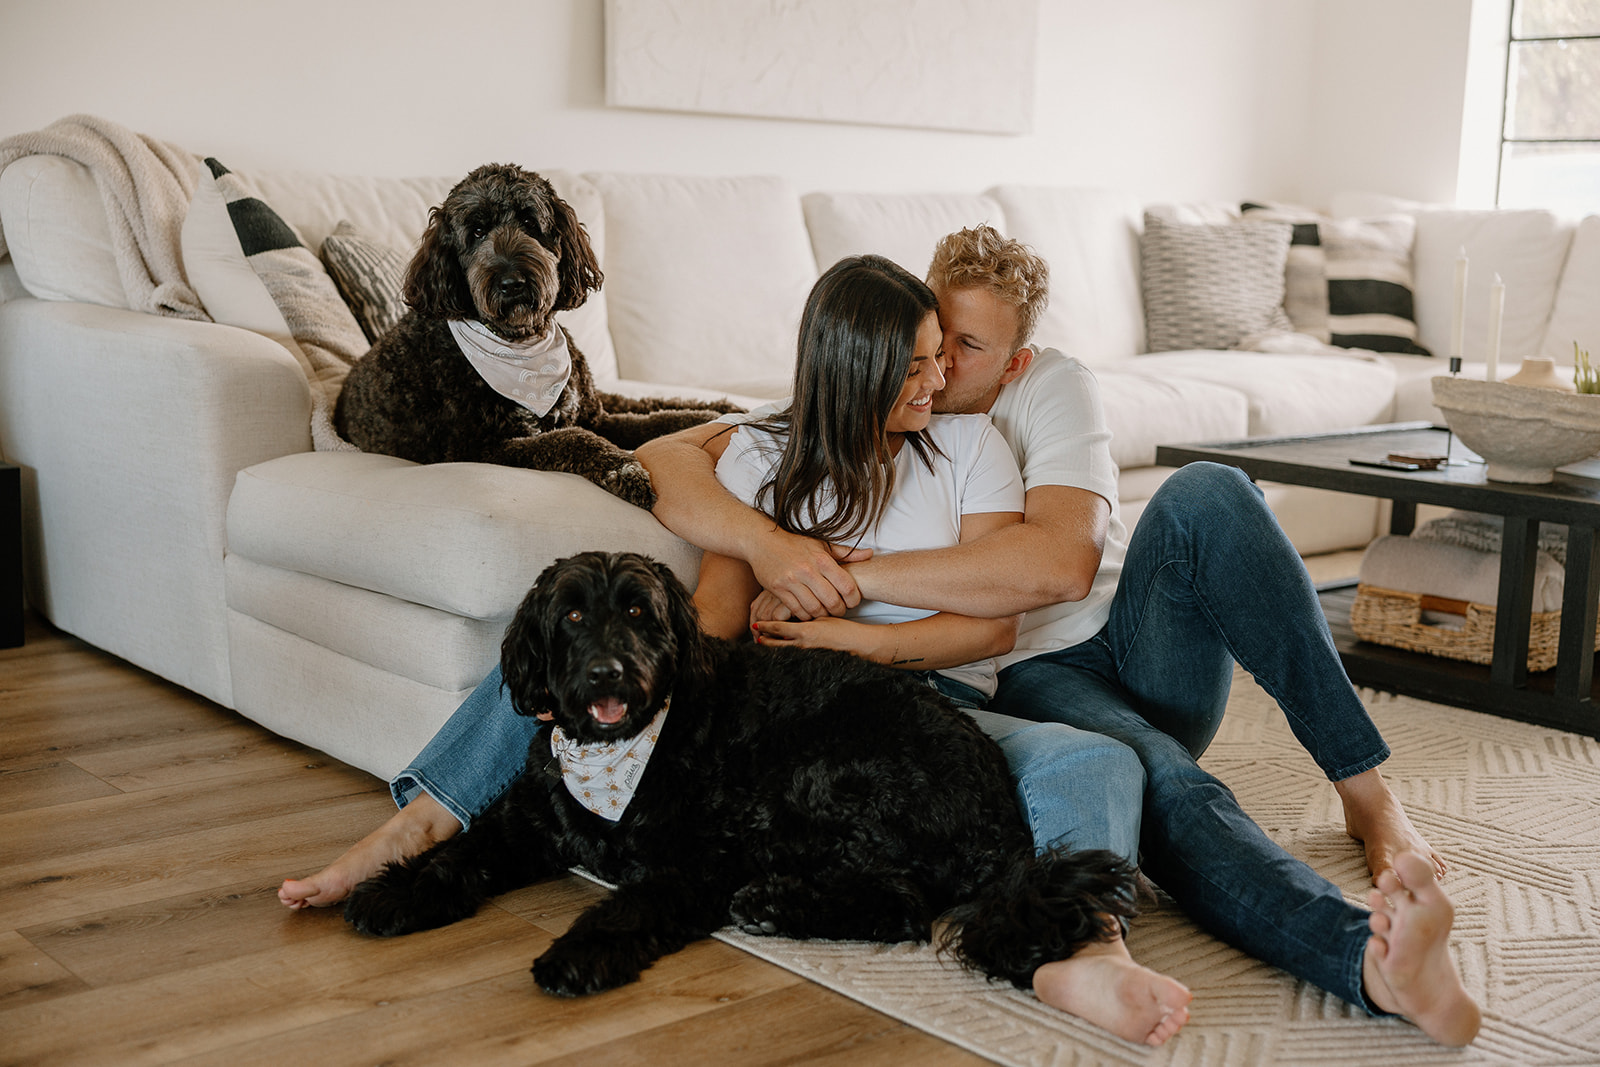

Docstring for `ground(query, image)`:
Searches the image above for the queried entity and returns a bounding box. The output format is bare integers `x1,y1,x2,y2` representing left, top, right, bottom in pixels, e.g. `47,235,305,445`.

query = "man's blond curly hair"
926,225,1049,352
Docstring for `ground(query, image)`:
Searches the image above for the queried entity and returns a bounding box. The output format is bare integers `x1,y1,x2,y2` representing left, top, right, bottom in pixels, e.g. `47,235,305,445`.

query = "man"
283,226,1479,1047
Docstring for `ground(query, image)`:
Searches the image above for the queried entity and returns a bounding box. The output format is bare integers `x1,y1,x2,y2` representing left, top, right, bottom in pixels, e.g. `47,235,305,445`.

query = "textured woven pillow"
1139,214,1293,352
182,158,367,451
1242,202,1430,355
320,220,408,343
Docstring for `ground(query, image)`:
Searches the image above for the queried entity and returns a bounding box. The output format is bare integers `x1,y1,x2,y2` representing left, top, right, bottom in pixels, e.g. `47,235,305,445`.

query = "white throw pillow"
801,191,1005,279
585,173,816,396
0,154,127,308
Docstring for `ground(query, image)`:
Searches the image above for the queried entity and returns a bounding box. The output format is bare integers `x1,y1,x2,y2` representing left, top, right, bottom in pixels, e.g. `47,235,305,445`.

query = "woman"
691,254,1025,706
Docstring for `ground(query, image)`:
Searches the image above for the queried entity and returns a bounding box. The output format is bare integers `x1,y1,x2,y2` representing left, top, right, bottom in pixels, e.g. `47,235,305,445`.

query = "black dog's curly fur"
333,164,741,509
343,551,1138,997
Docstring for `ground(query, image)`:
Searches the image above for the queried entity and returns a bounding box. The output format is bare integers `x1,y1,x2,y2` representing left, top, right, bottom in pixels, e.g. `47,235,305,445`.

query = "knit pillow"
1242,202,1430,355
181,158,367,451
1139,214,1293,352
320,220,408,343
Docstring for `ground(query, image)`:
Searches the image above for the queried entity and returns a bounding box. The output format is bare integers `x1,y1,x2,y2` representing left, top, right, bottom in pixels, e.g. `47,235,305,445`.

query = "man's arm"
635,422,866,620
845,484,1109,617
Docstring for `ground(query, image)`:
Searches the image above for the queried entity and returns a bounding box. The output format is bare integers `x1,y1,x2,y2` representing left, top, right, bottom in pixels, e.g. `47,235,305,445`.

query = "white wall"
1302,0,1482,208
0,0,1319,204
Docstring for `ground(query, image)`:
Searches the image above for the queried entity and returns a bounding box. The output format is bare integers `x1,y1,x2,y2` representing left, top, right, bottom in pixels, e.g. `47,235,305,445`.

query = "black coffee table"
1156,422,1600,738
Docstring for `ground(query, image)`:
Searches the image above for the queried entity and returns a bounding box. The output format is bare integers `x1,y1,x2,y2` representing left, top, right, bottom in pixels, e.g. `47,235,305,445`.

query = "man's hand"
747,534,870,621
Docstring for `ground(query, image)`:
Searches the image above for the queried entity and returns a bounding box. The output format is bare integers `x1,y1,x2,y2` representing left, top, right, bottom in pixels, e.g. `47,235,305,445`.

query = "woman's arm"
751,509,1023,668
691,550,763,641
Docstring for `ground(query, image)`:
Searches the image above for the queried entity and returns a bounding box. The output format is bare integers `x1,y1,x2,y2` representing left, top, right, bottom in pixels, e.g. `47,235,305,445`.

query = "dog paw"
343,863,471,937
729,878,798,937
602,461,657,510
532,941,642,997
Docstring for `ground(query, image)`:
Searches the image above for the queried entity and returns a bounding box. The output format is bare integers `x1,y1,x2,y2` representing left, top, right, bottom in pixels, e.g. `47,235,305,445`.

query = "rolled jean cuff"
1325,743,1391,784
1342,925,1388,1017
389,768,476,833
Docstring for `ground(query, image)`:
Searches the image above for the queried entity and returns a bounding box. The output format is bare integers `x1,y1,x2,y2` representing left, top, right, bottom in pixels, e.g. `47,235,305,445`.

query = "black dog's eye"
565,609,583,623
470,226,487,240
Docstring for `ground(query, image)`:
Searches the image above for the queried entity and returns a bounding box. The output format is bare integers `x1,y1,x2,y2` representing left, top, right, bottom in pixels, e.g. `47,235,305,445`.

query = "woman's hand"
751,617,888,660
749,589,794,625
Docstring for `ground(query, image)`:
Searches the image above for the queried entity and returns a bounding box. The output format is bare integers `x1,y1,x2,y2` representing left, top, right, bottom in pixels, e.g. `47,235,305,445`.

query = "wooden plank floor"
0,614,986,1066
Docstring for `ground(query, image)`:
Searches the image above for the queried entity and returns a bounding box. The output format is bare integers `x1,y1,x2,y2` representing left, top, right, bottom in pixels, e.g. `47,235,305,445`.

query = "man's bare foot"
1033,935,1192,1047
1336,767,1445,884
278,792,460,910
1361,851,1481,1047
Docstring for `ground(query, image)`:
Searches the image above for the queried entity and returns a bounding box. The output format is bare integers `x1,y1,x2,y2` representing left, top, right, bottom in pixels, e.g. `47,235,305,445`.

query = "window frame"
1495,1,1600,205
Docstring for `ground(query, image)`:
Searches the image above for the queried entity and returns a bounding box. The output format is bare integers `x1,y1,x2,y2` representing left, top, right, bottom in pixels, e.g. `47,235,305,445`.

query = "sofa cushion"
226,452,701,621
1540,214,1600,363
1091,369,1249,469
182,158,367,452
1241,203,1428,355
1397,206,1572,365
986,186,1145,365
801,191,1005,279
245,168,621,383
585,173,815,397
1132,350,1398,437
1139,214,1293,352
0,154,127,308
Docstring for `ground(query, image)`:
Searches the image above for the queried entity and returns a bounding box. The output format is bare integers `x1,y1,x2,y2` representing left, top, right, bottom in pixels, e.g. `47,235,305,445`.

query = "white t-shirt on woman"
715,412,1024,696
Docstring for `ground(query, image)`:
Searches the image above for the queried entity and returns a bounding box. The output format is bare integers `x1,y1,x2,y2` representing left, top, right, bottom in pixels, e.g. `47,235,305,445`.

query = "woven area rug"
712,670,1600,1066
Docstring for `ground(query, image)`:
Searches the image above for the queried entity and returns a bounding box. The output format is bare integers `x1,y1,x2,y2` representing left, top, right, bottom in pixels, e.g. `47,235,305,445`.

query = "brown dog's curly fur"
333,163,742,509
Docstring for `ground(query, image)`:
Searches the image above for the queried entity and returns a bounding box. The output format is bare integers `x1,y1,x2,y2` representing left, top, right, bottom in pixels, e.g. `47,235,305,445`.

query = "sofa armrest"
0,296,313,705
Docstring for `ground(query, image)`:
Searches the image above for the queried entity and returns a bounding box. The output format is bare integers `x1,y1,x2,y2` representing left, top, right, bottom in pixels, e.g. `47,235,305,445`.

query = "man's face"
931,285,1023,414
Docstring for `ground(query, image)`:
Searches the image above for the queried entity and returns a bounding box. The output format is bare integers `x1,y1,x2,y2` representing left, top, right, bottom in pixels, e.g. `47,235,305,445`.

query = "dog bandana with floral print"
448,318,571,417
549,702,669,822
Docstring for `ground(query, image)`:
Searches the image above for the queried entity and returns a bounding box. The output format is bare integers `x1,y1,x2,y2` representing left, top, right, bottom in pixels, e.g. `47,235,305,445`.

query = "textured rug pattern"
714,672,1600,1066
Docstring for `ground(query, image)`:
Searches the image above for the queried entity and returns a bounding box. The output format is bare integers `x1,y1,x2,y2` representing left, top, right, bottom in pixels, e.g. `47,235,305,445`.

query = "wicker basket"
1349,583,1599,672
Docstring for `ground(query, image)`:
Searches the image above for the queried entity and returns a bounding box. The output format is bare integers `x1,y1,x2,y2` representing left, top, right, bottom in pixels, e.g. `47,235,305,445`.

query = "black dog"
343,551,1137,997
333,164,741,509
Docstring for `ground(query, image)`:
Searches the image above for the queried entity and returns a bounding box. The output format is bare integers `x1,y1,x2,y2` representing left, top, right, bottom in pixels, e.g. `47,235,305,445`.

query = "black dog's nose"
586,658,624,685
496,274,524,296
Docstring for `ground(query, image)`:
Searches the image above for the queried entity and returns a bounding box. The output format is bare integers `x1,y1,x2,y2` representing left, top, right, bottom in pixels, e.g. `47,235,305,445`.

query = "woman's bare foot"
278,792,460,910
1336,767,1445,884
1033,935,1192,1047
1361,851,1481,1046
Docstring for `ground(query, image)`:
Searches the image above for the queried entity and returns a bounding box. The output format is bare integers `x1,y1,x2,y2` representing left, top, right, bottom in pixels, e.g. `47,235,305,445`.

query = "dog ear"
549,195,603,312
403,206,476,319
650,558,715,686
500,578,553,719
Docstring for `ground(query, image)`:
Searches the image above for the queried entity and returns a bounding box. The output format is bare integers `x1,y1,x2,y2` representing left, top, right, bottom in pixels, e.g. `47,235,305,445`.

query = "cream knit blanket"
0,114,207,320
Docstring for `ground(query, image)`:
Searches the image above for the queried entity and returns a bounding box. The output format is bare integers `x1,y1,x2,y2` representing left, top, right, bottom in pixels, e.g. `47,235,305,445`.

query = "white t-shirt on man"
715,412,1024,696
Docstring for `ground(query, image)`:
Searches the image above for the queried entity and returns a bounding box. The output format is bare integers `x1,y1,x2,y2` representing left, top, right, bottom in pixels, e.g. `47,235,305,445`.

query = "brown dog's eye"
626,606,643,619
566,609,582,623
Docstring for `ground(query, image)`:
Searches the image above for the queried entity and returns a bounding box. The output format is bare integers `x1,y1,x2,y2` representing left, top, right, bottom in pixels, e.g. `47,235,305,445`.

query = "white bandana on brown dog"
449,318,571,417
550,701,670,821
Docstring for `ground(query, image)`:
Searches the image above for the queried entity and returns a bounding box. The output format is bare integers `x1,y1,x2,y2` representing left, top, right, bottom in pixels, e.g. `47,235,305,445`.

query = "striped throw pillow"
1242,202,1430,355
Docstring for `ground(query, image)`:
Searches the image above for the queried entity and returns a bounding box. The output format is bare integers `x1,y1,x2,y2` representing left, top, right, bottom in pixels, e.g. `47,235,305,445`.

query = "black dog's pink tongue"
588,698,628,724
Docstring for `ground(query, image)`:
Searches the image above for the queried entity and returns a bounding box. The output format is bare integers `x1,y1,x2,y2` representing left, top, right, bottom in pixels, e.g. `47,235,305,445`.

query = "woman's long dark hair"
751,254,943,545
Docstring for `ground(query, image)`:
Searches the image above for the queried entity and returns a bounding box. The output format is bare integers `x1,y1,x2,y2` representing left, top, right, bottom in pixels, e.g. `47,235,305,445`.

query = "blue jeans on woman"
390,461,1387,1012
990,462,1388,1012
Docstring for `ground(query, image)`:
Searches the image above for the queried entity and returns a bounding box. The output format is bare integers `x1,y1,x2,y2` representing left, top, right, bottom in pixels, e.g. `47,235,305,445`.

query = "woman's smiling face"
885,311,947,436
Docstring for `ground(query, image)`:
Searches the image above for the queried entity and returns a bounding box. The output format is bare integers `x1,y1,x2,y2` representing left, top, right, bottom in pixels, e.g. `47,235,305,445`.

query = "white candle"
1486,273,1504,383
1451,247,1468,360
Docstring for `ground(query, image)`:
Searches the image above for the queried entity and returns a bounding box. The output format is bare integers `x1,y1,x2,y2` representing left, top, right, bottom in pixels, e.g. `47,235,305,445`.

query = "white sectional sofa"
2,146,1594,780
